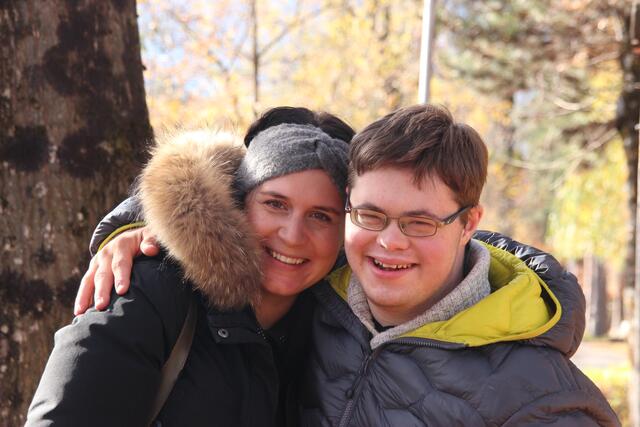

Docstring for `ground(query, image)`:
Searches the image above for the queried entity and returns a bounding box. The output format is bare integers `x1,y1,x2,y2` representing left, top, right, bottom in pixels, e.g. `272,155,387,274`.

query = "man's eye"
404,217,436,233
356,211,384,226
264,199,286,210
407,218,433,226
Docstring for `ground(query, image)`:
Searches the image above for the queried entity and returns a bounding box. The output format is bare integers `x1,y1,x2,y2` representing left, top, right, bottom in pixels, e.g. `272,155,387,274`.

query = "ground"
572,339,630,425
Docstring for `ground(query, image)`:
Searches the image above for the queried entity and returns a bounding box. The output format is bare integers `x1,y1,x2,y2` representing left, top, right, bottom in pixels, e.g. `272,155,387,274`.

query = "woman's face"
245,169,344,299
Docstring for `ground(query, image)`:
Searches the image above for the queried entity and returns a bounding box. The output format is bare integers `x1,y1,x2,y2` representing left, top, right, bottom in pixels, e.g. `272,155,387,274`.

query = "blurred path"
571,340,629,370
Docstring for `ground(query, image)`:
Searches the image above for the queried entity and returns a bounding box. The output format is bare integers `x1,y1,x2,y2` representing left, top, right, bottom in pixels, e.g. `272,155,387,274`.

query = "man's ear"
461,205,483,244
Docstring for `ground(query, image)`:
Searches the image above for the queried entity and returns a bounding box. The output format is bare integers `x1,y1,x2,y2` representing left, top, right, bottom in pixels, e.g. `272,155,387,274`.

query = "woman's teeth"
373,258,412,270
268,249,306,265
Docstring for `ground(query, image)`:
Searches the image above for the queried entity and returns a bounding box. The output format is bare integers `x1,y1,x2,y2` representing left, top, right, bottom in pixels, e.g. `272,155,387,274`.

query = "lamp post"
418,0,436,103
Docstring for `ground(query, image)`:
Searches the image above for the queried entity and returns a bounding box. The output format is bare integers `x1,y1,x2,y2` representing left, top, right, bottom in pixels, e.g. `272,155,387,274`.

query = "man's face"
344,166,482,325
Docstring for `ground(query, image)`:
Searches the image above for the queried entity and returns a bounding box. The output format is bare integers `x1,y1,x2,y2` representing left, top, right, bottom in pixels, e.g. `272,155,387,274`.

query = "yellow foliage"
547,139,629,267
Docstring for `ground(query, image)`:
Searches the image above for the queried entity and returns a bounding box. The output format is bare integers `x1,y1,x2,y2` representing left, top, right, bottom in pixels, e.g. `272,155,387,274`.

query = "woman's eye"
310,212,332,223
264,199,286,210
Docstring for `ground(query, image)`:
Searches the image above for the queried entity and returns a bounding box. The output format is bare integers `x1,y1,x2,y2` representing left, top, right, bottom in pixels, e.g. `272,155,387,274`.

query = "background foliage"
137,0,633,260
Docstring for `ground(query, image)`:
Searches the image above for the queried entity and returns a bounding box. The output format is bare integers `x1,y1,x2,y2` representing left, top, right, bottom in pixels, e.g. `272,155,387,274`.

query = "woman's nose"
278,216,307,246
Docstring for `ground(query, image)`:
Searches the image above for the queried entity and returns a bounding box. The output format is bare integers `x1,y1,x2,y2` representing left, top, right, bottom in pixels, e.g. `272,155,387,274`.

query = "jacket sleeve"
89,196,144,256
503,386,620,426
26,257,190,427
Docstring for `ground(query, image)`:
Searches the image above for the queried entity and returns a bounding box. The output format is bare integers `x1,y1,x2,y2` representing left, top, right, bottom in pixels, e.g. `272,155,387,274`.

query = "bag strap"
148,294,198,425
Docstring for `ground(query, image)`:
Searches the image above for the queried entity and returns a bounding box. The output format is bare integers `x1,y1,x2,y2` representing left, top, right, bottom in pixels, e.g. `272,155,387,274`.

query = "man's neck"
369,259,466,327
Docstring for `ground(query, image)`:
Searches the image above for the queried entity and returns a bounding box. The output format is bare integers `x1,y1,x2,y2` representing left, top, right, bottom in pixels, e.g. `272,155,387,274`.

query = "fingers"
93,248,115,311
140,227,160,257
75,258,98,315
74,227,150,315
111,242,136,295
97,228,144,298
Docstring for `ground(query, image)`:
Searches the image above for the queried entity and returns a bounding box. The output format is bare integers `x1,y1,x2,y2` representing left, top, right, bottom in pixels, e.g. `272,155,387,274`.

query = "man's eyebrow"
354,202,438,218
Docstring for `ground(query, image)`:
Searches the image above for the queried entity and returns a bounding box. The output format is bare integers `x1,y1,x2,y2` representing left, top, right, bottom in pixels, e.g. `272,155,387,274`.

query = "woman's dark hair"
243,106,355,146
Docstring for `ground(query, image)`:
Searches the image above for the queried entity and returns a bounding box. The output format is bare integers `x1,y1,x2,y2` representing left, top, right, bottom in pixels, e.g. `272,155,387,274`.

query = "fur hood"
138,128,263,310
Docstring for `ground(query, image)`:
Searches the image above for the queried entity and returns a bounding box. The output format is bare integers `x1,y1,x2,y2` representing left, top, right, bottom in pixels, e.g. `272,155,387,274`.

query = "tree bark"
618,6,640,422
584,255,609,337
620,3,640,294
0,1,152,424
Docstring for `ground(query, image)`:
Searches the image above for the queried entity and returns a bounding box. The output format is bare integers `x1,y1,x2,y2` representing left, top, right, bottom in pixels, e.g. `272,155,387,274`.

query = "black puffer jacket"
27,129,314,427
28,257,315,427
297,232,619,426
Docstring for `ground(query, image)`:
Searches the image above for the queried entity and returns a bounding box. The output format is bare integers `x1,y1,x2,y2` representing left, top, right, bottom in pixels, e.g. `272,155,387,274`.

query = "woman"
26,107,353,427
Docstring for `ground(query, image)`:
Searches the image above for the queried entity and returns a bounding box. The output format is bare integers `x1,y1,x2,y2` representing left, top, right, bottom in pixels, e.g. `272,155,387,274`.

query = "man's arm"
75,196,160,315
503,387,620,427
89,197,144,256
75,227,159,314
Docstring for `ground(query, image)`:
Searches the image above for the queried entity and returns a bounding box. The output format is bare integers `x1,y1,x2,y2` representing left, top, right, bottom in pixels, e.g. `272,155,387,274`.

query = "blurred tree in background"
0,1,151,424
440,0,638,336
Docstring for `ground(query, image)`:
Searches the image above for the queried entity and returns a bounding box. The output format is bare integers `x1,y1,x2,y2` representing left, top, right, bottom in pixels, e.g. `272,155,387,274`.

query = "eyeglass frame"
344,196,472,237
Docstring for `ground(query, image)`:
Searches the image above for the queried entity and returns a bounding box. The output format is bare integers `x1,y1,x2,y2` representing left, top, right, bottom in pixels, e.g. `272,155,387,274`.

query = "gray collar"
347,239,491,349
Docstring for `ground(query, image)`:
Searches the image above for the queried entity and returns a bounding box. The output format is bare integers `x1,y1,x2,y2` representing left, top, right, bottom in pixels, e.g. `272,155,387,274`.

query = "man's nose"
376,219,410,251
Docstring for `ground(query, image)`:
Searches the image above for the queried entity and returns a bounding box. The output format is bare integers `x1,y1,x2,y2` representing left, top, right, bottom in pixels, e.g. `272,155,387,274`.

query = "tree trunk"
618,7,640,425
0,1,152,424
620,2,640,294
584,255,609,337
610,267,625,333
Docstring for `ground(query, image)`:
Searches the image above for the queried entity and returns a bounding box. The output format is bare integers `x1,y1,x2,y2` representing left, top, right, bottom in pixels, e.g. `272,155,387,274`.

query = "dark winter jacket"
26,129,314,427
30,128,617,426
297,231,620,426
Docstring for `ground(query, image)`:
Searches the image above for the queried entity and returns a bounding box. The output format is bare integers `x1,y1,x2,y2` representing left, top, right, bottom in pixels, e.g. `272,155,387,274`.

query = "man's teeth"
373,259,412,270
268,249,305,265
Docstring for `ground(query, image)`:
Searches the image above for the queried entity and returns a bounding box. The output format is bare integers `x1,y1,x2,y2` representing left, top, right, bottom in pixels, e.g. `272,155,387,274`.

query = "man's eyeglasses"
345,197,471,237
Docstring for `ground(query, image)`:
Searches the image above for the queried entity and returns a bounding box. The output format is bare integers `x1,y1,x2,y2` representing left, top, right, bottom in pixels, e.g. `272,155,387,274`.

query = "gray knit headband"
235,123,349,200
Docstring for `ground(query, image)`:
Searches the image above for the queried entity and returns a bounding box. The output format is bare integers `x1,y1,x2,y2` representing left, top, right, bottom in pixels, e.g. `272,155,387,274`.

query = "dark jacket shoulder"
26,255,194,427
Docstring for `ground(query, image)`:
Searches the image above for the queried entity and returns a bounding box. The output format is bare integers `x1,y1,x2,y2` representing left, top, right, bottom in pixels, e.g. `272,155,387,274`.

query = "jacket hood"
138,128,263,310
328,240,581,355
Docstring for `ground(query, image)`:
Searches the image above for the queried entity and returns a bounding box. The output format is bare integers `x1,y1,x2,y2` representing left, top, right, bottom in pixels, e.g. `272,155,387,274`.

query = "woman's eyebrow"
313,205,341,215
258,190,288,199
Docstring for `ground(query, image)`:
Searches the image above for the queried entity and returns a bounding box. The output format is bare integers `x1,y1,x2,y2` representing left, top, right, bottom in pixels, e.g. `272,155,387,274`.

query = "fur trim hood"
138,128,263,310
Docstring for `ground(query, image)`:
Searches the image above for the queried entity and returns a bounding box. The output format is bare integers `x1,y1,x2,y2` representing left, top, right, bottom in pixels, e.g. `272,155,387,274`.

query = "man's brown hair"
349,104,488,210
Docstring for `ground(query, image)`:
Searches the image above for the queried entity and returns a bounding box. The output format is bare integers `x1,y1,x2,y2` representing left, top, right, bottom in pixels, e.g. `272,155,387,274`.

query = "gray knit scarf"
234,123,349,200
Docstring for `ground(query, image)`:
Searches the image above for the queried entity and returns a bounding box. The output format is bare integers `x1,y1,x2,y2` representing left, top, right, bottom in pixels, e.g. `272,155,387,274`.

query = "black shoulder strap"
148,294,198,425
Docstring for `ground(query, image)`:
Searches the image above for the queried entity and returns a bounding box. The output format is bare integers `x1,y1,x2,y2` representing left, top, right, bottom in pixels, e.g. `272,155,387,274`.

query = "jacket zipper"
337,347,381,427
390,338,465,350
336,339,465,427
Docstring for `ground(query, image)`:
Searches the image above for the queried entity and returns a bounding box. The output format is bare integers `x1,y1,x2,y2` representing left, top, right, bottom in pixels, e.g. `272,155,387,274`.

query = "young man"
297,104,619,426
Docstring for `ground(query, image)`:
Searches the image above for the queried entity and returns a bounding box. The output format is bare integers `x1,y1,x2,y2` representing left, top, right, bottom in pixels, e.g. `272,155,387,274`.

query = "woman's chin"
260,267,316,298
